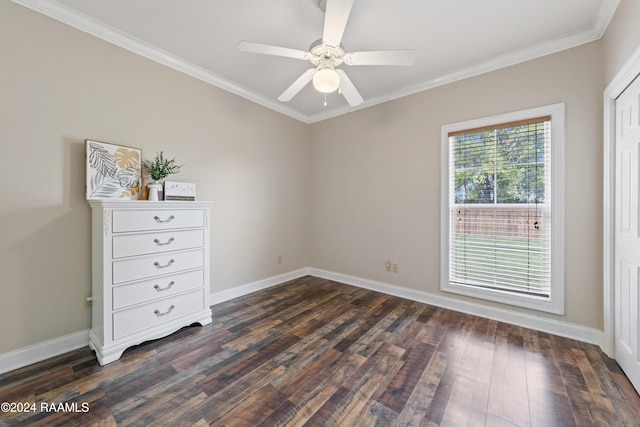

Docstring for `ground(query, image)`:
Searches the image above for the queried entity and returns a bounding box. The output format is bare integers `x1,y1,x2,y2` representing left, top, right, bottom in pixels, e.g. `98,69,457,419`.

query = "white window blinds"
447,117,551,297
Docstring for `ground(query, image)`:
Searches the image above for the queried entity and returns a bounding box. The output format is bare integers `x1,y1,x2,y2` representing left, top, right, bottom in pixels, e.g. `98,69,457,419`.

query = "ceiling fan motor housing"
309,39,345,68
238,0,414,107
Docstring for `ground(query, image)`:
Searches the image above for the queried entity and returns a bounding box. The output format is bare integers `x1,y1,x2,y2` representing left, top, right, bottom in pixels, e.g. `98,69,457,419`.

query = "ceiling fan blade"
344,50,417,66
335,69,363,106
238,41,309,60
278,68,316,102
322,0,354,47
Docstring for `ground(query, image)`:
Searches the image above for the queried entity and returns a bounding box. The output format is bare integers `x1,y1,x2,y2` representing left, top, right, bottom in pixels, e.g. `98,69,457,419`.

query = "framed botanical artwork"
85,140,142,200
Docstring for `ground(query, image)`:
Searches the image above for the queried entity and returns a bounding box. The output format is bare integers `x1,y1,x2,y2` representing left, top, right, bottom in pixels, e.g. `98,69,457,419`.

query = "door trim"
604,44,640,357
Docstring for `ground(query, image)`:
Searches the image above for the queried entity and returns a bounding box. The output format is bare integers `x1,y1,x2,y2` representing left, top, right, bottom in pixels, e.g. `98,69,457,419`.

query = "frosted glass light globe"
313,68,340,93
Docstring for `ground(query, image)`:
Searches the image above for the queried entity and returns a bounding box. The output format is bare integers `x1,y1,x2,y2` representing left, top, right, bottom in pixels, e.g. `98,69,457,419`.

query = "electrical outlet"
392,264,399,273
277,255,282,264
385,260,391,272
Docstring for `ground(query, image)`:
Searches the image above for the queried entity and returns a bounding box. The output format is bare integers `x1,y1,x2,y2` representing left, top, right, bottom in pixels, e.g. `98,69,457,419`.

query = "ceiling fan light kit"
238,0,416,107
313,67,341,93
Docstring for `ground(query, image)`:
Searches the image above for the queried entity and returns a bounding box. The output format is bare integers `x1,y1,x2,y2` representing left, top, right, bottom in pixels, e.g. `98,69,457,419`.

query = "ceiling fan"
238,0,417,107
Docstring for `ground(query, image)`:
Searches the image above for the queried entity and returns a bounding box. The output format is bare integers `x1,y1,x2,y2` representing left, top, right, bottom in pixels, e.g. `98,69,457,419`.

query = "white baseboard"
0,266,605,375
210,268,310,305
0,330,89,375
308,268,604,347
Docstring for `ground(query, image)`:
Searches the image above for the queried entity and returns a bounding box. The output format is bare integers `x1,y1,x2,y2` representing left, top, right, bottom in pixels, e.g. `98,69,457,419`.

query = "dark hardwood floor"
1,276,639,426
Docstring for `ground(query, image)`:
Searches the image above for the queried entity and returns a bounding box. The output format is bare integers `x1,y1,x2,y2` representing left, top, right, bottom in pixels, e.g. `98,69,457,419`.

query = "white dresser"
88,200,212,365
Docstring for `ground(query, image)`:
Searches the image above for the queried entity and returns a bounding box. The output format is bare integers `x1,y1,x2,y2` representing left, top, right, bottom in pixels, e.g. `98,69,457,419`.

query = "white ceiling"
13,0,620,123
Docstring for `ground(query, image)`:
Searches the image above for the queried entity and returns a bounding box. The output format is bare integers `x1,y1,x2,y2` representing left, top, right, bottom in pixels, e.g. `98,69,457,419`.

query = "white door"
615,74,640,392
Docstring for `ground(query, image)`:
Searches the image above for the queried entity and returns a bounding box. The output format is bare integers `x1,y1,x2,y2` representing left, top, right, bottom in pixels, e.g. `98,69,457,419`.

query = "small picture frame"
164,181,196,201
85,140,142,200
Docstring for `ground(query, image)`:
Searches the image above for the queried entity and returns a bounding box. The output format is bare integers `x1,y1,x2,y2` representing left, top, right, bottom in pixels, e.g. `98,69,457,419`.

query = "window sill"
441,280,564,314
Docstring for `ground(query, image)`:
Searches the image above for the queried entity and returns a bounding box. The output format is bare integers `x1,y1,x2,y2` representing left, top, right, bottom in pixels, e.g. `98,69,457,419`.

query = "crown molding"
593,0,622,38
306,25,606,123
12,0,620,125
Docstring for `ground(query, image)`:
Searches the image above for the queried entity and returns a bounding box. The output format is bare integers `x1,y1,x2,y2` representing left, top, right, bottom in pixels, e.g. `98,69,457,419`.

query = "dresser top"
88,200,212,209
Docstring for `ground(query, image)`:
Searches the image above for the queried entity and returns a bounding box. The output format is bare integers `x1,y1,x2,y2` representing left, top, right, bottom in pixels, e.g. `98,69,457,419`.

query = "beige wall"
310,42,604,329
603,0,640,85
0,1,310,354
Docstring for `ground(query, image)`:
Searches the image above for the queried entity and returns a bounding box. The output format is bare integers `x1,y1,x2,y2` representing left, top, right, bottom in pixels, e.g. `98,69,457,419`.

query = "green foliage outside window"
453,122,548,204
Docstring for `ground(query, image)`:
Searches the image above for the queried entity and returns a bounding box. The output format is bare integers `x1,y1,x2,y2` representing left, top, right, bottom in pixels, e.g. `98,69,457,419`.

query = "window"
441,104,564,313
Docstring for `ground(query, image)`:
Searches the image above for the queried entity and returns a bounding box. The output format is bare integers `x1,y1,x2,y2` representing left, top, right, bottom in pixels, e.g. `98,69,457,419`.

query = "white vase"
148,183,162,201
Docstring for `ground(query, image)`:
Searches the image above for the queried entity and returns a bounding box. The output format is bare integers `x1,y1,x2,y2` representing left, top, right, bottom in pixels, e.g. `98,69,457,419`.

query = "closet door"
615,74,640,392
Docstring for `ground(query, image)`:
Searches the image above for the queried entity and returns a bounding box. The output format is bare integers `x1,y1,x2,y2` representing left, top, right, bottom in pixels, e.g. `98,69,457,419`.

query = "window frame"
440,104,565,314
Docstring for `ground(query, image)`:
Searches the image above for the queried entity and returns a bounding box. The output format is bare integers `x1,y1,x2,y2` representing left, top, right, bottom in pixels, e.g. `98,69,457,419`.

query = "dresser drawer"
113,290,205,340
112,249,204,284
112,209,204,233
112,269,204,310
112,229,204,259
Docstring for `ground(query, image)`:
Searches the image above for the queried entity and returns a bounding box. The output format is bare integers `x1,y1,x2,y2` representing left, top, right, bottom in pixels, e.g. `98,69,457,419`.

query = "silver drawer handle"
154,281,175,292
154,305,175,317
153,237,174,246
154,215,175,223
153,259,175,269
